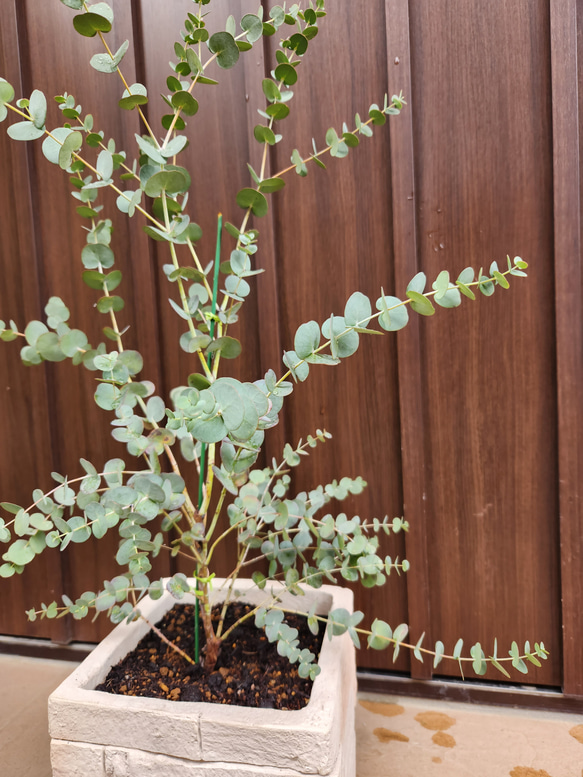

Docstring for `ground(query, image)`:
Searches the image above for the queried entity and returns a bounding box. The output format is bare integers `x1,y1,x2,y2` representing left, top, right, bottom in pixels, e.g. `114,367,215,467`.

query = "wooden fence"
0,0,581,701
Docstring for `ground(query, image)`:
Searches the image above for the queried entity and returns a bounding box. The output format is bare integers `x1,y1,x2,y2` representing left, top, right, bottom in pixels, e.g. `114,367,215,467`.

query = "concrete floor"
1,653,582,777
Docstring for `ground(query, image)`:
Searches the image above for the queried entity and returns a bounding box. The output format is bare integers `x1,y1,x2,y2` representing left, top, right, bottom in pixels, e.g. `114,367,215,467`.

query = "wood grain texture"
266,0,409,672
0,0,69,642
385,0,432,681
408,0,560,685
551,0,583,696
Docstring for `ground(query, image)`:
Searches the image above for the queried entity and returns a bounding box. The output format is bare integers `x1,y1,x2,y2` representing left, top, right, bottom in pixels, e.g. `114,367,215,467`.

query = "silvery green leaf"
160,135,188,158
88,2,114,23
29,89,47,129
96,149,114,181
7,121,45,141
344,291,371,327
406,271,426,294
42,127,74,165
294,320,320,359
90,40,129,73
135,134,166,164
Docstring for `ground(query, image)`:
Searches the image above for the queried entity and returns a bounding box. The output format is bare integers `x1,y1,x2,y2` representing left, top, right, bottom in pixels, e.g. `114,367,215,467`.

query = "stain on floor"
432,731,456,748
415,711,456,731
373,727,409,744
359,700,405,717
356,693,583,777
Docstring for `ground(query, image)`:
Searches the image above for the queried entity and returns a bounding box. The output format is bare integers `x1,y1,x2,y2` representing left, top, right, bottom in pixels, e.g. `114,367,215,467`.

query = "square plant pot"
49,579,356,777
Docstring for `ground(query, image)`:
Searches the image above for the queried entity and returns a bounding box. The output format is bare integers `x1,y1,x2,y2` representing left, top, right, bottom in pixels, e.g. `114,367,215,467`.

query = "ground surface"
356,694,583,777
1,653,582,776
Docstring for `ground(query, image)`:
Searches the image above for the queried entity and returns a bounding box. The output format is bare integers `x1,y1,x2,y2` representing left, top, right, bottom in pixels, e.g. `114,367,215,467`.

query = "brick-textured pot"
48,579,356,777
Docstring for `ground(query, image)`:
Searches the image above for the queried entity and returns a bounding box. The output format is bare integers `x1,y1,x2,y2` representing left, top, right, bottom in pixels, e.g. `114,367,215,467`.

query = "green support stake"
195,213,223,664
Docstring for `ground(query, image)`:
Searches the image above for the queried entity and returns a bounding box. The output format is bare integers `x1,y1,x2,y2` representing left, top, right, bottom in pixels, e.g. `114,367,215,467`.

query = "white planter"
49,579,356,777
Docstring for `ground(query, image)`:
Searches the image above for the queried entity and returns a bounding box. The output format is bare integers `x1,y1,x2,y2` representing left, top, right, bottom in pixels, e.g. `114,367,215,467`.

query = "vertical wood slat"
243,2,287,460
385,0,432,680
550,0,583,697
0,0,69,643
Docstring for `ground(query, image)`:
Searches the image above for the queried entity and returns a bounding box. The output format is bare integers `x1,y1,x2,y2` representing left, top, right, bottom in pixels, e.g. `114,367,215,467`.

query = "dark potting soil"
95,602,324,710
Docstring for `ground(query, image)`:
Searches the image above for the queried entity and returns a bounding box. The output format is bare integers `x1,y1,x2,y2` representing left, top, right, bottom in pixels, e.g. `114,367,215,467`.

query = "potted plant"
0,1,547,775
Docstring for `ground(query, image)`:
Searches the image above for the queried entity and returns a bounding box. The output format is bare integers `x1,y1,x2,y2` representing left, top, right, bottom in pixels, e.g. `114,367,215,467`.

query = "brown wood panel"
0,0,68,642
385,0,432,681
409,0,560,685
266,0,409,672
552,0,583,696
1,0,166,641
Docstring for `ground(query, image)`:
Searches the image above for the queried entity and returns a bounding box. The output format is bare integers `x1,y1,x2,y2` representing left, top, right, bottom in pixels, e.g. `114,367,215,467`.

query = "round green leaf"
42,127,74,165
96,149,113,181
73,11,112,37
94,383,119,411
96,295,124,313
119,93,148,110
241,13,263,43
144,170,190,197
265,103,290,120
81,243,115,270
119,82,148,110
294,320,320,359
135,134,166,165
262,78,281,102
376,295,409,331
171,91,199,116
254,125,277,145
45,296,70,325
368,107,386,126
236,188,268,217
274,63,297,85
0,81,15,103
258,177,285,193
60,329,89,357
288,33,308,55
73,13,111,38
76,206,100,218
118,350,143,375
180,332,211,353
282,350,310,382
88,2,114,23
343,132,359,148
206,336,242,360
406,290,435,316
4,539,35,566
7,121,45,141
24,321,49,347
29,90,47,129
344,292,372,327
36,333,67,362
160,135,188,159
190,415,227,445
208,32,240,69
58,131,83,169
322,316,359,358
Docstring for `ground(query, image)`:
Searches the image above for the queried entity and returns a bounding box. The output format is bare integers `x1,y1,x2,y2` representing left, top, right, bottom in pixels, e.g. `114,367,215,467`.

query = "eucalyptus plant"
0,0,547,682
